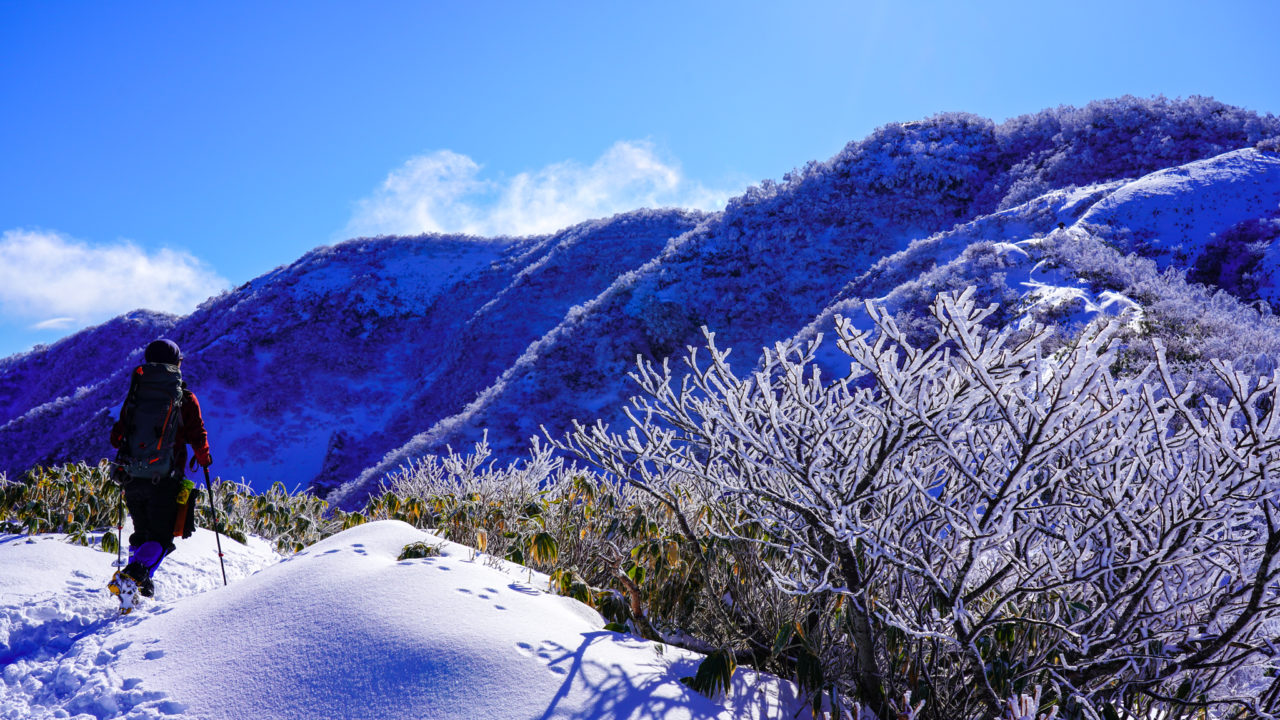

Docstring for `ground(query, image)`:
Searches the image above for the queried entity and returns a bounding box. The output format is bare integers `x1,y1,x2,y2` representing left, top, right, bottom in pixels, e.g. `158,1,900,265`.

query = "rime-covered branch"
561,287,1280,719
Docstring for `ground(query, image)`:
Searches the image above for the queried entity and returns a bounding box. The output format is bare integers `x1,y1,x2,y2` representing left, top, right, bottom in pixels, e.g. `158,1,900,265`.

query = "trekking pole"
203,466,228,586
115,474,124,569
109,458,125,568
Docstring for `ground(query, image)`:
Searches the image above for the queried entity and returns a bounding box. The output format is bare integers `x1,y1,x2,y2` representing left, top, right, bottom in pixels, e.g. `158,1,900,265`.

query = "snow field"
2,521,807,720
1,529,279,720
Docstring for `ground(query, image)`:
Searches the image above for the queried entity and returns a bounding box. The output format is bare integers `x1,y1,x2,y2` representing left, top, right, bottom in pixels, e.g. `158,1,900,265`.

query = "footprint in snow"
516,639,573,676
457,586,508,611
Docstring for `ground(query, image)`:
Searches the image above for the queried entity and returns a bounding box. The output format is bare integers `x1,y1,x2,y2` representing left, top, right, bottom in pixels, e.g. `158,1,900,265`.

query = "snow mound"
1078,148,1280,262
1,522,806,720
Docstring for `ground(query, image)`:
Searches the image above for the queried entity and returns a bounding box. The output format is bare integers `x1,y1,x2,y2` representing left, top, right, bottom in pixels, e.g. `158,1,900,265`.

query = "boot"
124,561,148,584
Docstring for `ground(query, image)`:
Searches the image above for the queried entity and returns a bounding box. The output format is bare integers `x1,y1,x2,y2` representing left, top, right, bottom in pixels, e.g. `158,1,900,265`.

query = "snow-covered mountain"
1,522,808,719
3,96,1279,509
1,211,704,497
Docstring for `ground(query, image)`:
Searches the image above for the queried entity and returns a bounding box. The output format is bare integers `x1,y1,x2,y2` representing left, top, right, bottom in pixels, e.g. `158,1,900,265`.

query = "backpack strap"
114,367,145,460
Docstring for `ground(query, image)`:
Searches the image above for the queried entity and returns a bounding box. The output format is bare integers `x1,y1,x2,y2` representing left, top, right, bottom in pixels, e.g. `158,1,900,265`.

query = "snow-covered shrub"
397,540,442,560
204,479,336,553
995,95,1280,209
1041,228,1280,382
376,435,561,558
564,288,1280,720
376,436,808,663
1189,214,1280,304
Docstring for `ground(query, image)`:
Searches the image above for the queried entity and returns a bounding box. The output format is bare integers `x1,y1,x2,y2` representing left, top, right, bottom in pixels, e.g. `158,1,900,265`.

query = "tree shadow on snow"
536,631,806,720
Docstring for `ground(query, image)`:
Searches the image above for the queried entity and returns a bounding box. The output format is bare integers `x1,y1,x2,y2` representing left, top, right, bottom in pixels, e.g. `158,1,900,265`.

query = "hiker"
108,338,213,601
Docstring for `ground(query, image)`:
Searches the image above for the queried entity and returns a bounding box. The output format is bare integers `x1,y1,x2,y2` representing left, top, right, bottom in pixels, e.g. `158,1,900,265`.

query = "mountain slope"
792,147,1280,348
1,211,703,492
332,111,1280,507
2,96,1278,510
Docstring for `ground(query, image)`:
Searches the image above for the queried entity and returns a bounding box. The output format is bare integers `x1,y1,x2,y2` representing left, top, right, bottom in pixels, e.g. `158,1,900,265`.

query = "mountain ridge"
4,95,1279,509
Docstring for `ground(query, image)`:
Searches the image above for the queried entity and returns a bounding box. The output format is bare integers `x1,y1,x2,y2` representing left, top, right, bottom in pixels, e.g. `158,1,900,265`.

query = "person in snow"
108,338,213,598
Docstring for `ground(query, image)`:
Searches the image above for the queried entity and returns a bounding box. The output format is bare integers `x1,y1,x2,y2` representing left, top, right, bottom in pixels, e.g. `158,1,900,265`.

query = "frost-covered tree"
564,288,1280,720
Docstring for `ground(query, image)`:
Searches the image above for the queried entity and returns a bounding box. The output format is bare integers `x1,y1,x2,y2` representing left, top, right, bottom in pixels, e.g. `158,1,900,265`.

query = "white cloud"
31,317,77,331
346,140,737,239
0,229,229,332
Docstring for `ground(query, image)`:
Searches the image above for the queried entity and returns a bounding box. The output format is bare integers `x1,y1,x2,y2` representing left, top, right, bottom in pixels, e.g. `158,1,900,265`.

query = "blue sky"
2,0,1278,358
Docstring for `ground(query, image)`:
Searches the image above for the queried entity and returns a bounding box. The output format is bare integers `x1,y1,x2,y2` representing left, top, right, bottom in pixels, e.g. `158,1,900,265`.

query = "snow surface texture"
1,526,280,719
0,521,807,720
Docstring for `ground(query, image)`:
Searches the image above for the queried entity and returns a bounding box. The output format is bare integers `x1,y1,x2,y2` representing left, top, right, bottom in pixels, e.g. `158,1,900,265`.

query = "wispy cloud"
31,317,77,331
345,140,737,239
0,229,229,333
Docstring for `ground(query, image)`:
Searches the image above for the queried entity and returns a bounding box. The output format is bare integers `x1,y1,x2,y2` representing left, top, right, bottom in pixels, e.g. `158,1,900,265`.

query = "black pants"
124,475,181,576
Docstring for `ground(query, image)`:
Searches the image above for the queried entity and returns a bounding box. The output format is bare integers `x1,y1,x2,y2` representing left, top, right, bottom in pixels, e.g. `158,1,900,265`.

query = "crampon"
107,569,141,615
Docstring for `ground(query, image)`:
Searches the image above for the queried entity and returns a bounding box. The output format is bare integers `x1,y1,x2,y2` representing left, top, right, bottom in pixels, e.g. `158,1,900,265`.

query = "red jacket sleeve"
182,389,211,462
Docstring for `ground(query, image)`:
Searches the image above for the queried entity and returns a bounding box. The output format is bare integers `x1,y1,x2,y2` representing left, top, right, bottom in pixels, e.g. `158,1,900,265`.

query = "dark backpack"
117,363,186,480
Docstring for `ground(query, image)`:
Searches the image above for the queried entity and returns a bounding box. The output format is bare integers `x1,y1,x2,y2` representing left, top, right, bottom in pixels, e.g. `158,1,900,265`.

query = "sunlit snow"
1,521,807,720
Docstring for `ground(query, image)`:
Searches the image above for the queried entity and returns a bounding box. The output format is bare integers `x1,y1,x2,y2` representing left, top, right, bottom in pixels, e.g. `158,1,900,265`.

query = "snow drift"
0,522,807,720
